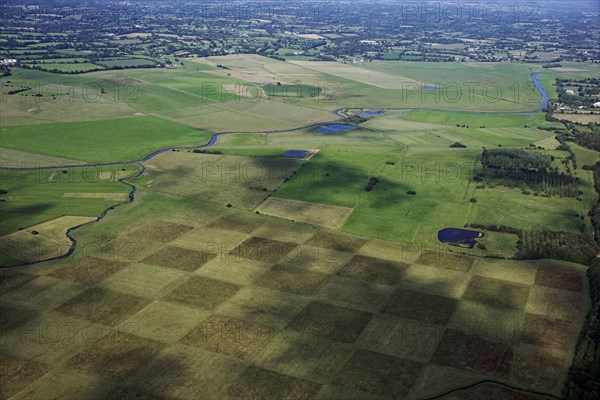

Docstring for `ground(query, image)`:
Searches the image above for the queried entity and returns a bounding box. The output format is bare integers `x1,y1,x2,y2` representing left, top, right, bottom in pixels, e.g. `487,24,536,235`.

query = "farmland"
0,38,599,400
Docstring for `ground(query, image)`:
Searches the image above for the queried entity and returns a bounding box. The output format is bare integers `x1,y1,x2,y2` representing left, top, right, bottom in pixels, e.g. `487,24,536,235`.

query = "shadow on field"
0,203,54,233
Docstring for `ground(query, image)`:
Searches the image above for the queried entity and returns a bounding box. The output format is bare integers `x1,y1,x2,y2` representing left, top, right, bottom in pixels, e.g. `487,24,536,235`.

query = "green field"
23,63,103,72
1,116,213,163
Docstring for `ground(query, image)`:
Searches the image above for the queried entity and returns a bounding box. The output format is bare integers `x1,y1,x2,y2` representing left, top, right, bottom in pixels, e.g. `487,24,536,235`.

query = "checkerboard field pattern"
0,214,588,399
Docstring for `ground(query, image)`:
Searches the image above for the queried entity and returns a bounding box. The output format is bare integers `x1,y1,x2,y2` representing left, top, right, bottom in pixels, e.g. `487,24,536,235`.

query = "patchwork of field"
0,188,589,399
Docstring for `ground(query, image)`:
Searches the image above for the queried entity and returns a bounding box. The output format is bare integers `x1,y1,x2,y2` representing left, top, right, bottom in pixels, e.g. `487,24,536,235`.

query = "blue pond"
422,85,441,89
282,150,307,158
358,109,385,117
314,124,357,134
438,227,484,249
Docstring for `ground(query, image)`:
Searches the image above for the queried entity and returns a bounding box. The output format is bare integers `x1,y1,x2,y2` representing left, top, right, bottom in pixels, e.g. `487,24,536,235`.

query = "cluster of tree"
465,223,521,235
5,86,31,95
559,126,600,153
481,148,553,170
192,149,222,154
563,160,600,399
449,142,467,148
589,162,600,250
365,177,380,191
476,149,579,197
0,65,11,77
515,230,598,266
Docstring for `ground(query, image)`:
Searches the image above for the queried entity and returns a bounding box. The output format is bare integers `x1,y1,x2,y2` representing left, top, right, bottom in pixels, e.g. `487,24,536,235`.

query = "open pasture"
1,116,212,163
255,197,354,229
289,61,426,89
143,151,303,210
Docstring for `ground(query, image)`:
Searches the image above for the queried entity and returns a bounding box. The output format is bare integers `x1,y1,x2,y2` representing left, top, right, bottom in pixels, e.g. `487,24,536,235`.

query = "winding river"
0,72,551,267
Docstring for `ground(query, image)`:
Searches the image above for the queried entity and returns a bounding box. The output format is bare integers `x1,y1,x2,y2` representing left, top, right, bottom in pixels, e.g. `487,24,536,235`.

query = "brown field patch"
399,264,470,299
163,275,241,310
172,226,249,252
0,272,38,295
0,216,96,263
196,256,271,286
526,286,586,321
1,275,86,310
10,367,113,400
252,333,353,383
67,332,163,379
276,245,354,275
533,135,561,150
534,265,584,292
304,232,367,253
510,344,566,391
431,328,513,378
557,113,600,124
520,313,576,352
318,276,393,312
358,314,444,363
0,303,39,333
0,352,49,399
48,256,128,284
250,220,315,244
124,301,208,343
334,349,424,398
287,301,372,343
55,287,150,326
383,289,458,325
182,314,273,360
230,236,298,263
142,245,216,272
444,382,554,399
225,366,322,400
417,250,473,272
471,259,538,285
338,254,409,286
218,287,307,328
463,276,530,311
131,221,193,243
1,312,104,365
256,265,328,295
101,263,189,299
314,385,388,400
126,344,246,399
448,301,524,344
104,386,163,400
256,197,354,229
358,239,417,263
207,214,265,234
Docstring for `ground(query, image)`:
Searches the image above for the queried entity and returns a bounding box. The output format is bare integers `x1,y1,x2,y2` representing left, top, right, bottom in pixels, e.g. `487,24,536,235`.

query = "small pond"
438,227,484,249
314,124,358,134
282,150,307,158
358,110,385,117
